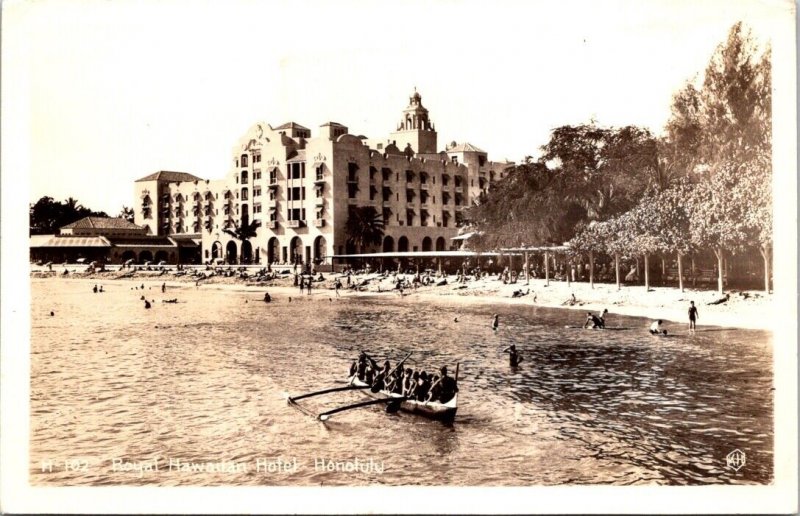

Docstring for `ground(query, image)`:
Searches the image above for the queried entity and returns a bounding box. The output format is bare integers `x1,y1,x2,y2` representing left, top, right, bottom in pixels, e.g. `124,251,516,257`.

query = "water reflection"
30,280,772,485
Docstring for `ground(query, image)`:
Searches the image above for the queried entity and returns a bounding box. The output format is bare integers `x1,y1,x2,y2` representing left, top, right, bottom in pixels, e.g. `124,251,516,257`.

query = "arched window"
241,170,248,184
241,188,249,201
241,154,248,167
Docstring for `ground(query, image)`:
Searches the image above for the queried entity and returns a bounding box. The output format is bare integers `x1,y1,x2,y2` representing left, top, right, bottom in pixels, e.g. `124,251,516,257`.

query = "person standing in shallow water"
502,344,523,367
688,301,699,331
492,314,499,331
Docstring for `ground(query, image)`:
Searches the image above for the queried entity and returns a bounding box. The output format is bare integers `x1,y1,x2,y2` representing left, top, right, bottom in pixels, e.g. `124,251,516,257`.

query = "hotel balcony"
420,183,429,190
268,182,279,189
265,220,278,229
455,186,463,193
382,180,392,187
313,219,325,227
314,176,325,185
286,220,304,228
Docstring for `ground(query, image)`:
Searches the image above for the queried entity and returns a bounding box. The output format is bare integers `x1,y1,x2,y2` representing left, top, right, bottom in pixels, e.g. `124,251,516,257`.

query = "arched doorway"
398,236,409,252
154,250,169,264
139,250,153,263
226,241,238,264
383,236,394,252
314,235,327,263
121,250,136,264
267,237,279,263
290,236,303,265
241,241,253,264
436,237,446,251
422,237,432,252
211,241,222,261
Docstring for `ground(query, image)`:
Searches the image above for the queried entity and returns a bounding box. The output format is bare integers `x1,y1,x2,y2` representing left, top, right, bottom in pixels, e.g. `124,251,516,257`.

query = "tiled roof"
135,171,203,183
274,122,310,131
61,217,144,231
448,142,486,153
107,236,176,247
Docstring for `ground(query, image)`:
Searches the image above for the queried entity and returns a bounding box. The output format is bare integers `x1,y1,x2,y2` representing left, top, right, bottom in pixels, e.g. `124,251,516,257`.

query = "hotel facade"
133,91,512,265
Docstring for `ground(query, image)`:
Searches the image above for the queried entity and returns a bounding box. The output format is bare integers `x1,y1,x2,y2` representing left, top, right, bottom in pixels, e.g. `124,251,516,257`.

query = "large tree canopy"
29,196,108,235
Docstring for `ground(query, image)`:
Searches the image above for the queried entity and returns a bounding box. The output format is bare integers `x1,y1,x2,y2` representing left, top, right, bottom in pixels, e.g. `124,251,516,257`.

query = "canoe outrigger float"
287,353,459,423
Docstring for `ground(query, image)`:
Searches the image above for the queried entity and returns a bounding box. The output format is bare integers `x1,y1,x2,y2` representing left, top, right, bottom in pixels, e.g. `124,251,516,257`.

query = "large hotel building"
133,90,512,265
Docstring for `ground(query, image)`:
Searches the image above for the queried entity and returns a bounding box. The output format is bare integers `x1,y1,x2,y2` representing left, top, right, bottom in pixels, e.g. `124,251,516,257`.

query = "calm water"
29,278,773,486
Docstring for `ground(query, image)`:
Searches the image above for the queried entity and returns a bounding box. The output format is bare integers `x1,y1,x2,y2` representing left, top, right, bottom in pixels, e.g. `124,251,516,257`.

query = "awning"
313,161,325,168
268,166,279,172
32,236,112,248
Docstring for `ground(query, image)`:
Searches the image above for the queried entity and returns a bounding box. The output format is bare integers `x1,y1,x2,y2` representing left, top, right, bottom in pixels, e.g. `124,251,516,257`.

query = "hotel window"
288,187,305,201
254,153,261,163
442,211,451,227
253,204,262,214
269,170,278,184
406,209,415,226
315,208,324,220
316,185,324,198
420,191,429,204
419,172,428,184
241,188,249,201
451,156,458,164
254,171,262,180
241,154,248,167
442,174,450,186
369,185,378,201
369,166,378,182
442,192,451,205
347,162,359,182
454,176,463,188
269,190,276,201
382,207,392,225
289,163,305,179
254,186,262,197
348,183,358,199
241,171,248,184
382,187,392,201
381,168,392,181
406,170,415,183
406,189,416,203
420,210,430,226
288,208,306,221
269,209,277,222
316,165,324,181
455,193,464,206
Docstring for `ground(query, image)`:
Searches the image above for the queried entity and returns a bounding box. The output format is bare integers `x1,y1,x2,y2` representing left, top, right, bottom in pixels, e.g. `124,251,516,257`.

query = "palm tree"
345,206,384,253
224,219,261,264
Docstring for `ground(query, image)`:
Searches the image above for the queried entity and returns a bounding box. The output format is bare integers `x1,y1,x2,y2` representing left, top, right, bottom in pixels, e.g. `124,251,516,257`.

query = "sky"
2,0,789,215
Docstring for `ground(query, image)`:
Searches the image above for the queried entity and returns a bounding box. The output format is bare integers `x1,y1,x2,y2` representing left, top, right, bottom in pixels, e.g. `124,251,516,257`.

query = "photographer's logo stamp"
726,449,746,471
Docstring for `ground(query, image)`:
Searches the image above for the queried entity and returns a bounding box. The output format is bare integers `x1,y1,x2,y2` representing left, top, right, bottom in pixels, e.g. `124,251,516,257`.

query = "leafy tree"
345,206,384,253
118,206,135,223
29,196,108,235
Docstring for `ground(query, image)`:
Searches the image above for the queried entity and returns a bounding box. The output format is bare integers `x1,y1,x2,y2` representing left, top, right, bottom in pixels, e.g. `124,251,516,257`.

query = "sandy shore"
31,266,773,331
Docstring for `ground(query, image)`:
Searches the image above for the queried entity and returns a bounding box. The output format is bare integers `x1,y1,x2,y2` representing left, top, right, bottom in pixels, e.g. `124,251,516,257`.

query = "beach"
31,265,774,331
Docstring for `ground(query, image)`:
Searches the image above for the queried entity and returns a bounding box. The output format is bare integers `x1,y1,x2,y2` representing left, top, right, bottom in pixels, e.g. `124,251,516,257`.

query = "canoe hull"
350,377,457,423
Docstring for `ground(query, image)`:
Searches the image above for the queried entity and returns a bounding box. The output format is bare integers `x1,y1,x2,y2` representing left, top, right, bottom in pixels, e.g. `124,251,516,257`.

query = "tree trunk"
614,252,620,291
635,256,640,285
661,257,666,286
544,251,550,287
691,255,696,287
677,252,684,292
566,257,571,287
644,253,650,291
760,245,770,293
589,251,595,289
714,247,724,295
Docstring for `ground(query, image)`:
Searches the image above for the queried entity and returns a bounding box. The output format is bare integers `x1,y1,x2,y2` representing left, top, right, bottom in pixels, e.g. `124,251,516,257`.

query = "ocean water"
29,278,773,486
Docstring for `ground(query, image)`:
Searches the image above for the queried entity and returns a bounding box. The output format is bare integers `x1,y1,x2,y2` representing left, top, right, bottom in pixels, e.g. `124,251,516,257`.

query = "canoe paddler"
372,361,392,391
428,366,459,403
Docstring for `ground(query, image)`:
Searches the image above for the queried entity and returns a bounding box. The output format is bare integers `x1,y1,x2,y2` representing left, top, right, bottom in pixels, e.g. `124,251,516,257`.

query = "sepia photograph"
1,0,797,513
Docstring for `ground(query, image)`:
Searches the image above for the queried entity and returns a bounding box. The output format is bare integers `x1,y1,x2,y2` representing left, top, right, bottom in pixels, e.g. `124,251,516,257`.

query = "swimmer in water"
492,314,499,331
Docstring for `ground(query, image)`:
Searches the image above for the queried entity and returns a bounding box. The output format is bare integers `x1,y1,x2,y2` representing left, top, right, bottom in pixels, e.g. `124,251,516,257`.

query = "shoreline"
31,268,774,331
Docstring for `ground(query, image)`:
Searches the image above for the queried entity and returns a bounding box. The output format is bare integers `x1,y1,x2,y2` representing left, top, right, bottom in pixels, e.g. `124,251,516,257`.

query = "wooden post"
644,253,650,291
544,251,550,286
524,251,530,285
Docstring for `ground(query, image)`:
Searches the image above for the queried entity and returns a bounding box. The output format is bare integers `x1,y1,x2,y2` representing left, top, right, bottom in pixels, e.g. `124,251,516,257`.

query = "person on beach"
144,300,151,309
649,320,667,335
503,345,523,367
263,292,271,303
334,279,342,297
307,280,312,295
688,301,698,330
299,278,305,294
583,309,608,329
99,285,104,293
93,284,98,293
162,282,166,293
492,314,499,331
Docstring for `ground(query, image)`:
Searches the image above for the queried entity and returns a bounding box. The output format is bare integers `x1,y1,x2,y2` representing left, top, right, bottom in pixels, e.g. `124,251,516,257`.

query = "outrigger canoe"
348,375,458,423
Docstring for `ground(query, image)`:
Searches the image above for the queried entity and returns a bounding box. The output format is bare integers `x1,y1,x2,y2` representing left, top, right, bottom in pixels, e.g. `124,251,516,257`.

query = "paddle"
288,384,370,403
318,396,410,421
370,351,413,393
